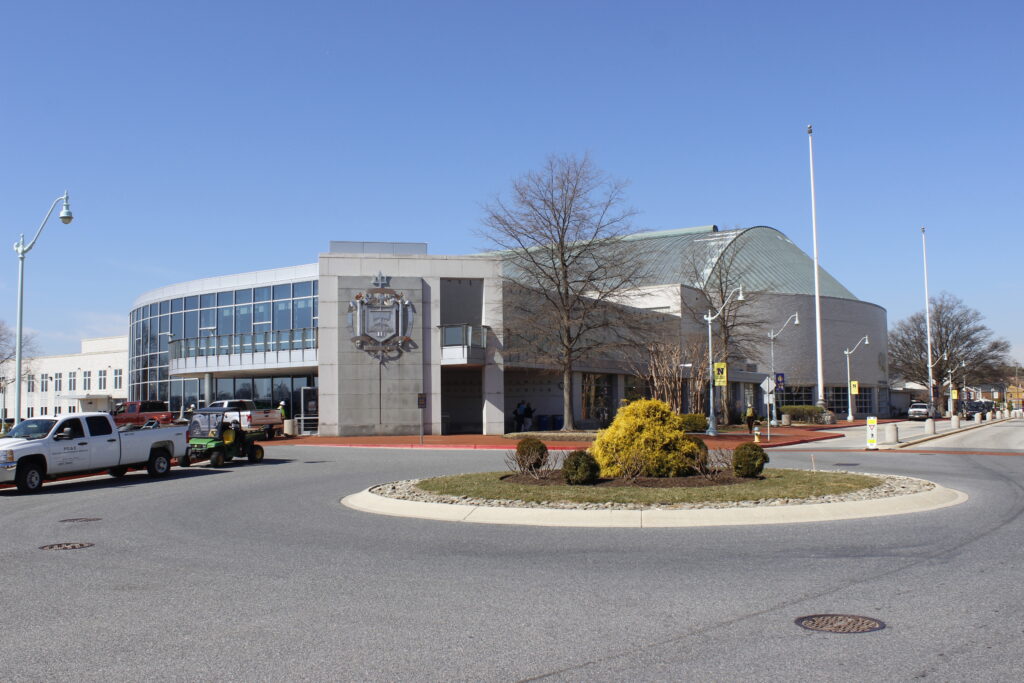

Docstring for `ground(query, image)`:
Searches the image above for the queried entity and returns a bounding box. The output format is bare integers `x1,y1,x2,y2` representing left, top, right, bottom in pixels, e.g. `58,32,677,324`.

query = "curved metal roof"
625,225,858,300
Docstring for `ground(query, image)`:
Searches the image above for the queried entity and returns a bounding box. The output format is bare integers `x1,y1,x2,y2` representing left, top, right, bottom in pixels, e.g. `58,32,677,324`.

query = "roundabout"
342,472,968,527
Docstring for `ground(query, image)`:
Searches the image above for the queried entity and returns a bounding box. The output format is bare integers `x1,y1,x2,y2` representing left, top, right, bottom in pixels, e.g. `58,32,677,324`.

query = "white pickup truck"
206,400,283,439
0,412,187,493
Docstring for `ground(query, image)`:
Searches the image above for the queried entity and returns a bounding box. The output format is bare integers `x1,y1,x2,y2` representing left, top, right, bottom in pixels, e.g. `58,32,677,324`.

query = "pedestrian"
745,403,756,434
514,401,525,431
279,401,288,420
523,403,535,431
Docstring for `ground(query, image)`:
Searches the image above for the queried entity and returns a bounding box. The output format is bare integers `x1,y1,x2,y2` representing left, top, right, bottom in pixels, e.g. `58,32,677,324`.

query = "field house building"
117,225,890,436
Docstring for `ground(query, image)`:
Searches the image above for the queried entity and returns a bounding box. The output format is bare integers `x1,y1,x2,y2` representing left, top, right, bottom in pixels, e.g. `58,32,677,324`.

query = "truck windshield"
4,419,58,440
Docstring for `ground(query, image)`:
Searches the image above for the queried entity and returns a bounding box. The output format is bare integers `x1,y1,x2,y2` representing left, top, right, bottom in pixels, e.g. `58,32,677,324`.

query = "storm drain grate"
59,518,101,523
39,542,95,551
795,614,885,633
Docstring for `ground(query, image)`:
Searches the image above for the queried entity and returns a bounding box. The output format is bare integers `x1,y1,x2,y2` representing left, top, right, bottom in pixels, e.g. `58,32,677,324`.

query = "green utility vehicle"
182,408,265,468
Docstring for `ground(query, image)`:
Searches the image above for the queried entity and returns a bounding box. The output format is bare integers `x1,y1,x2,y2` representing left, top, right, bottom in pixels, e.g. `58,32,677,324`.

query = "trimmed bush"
562,450,600,485
680,413,708,433
511,437,549,474
780,405,824,422
591,399,696,478
733,442,769,478
683,435,709,470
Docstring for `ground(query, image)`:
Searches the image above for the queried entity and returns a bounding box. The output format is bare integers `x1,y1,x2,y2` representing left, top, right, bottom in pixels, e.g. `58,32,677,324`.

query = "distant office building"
1,336,128,420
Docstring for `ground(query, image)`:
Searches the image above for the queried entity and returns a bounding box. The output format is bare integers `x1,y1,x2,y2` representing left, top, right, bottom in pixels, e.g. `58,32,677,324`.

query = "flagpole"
808,125,826,412
922,226,935,413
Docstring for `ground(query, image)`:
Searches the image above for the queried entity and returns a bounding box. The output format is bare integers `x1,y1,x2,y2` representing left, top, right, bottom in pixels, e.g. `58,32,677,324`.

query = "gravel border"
369,470,935,511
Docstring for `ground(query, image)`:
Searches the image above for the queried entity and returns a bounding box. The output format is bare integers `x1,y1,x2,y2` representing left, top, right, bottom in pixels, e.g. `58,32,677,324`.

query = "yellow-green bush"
591,399,698,478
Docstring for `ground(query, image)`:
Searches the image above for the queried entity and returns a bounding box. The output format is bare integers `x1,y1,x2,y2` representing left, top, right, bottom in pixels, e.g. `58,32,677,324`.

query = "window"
777,386,814,407
69,406,76,413
27,375,35,393
54,373,62,391
83,371,92,391
217,291,233,306
40,374,49,392
68,372,77,391
826,386,848,414
98,370,107,390
856,387,874,414
85,415,113,436
27,407,34,417
40,406,48,415
200,293,216,308
273,283,291,300
57,418,85,438
273,300,291,330
54,406,62,415
114,369,123,389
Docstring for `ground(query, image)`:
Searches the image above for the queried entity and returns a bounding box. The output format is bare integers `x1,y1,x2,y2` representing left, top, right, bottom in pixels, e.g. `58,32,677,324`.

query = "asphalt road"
2,421,1023,681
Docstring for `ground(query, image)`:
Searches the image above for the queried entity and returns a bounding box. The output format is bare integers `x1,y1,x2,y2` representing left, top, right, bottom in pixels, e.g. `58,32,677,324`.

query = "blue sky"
2,0,1021,364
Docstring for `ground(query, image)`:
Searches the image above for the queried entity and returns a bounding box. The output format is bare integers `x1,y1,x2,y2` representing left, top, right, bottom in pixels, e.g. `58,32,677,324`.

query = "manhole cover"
59,518,101,523
795,614,885,633
39,542,95,551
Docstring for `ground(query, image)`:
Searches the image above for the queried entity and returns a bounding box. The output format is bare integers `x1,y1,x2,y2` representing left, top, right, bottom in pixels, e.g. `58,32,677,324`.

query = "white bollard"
974,413,982,424
951,416,960,429
885,424,899,444
924,418,936,435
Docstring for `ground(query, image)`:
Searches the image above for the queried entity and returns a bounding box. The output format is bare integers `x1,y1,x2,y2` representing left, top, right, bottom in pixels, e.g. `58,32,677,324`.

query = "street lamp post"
768,312,799,429
12,192,73,425
704,285,744,436
927,351,944,418
843,335,870,421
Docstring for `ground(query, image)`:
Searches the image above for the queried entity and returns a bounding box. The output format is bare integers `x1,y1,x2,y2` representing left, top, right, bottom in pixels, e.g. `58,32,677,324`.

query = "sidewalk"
274,424,845,451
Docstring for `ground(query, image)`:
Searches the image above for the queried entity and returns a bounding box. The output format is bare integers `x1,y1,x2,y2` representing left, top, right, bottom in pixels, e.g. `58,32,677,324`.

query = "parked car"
907,403,935,420
0,412,187,493
111,400,177,427
206,400,283,439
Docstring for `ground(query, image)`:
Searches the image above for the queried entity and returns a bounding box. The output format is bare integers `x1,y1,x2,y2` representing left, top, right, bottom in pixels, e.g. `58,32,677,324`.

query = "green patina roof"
624,225,858,300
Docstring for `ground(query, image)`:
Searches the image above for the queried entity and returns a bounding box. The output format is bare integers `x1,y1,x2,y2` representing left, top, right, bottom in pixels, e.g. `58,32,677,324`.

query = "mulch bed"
502,470,747,488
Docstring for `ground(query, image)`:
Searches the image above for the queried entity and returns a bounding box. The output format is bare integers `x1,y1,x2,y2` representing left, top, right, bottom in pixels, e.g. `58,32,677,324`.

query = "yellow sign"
713,362,728,386
951,389,959,399
850,380,859,395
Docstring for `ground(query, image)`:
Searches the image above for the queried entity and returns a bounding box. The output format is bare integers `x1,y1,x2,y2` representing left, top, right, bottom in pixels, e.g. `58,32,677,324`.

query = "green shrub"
780,405,824,422
591,399,696,479
510,437,549,475
683,435,709,470
562,450,600,485
680,413,708,433
733,442,769,478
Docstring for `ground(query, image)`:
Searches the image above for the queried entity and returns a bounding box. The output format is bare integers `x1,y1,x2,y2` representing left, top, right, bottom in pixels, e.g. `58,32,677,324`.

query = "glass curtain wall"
129,280,318,410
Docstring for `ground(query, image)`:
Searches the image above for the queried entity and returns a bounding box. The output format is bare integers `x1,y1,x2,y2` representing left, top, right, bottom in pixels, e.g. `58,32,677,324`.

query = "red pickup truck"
111,401,177,427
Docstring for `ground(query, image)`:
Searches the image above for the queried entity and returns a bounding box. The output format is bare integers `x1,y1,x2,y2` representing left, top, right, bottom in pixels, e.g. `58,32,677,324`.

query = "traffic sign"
866,416,878,450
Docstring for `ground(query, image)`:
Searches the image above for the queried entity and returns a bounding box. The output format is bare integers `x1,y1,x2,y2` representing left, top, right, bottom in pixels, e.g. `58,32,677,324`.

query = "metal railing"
169,328,318,359
440,324,488,348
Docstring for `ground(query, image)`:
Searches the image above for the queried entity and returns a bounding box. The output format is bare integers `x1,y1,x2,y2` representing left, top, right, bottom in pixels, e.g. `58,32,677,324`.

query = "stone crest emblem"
348,272,415,363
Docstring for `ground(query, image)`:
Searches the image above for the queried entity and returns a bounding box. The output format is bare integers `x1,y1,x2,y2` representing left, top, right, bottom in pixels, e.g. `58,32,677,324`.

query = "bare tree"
627,333,710,416
888,292,1010,401
481,154,648,431
678,236,769,423
0,320,38,396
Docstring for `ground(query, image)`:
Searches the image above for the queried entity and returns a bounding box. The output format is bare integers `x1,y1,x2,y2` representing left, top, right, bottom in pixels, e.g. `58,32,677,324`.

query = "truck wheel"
109,466,129,478
15,460,45,494
263,425,274,441
178,452,190,468
208,450,225,468
147,449,171,477
248,444,265,463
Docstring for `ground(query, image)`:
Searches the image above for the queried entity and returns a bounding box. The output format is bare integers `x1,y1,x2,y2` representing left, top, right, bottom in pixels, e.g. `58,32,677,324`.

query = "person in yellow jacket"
745,403,756,434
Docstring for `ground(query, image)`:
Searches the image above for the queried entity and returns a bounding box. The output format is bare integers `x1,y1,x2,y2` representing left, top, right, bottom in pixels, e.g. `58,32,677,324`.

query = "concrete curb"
888,417,1014,450
340,482,968,528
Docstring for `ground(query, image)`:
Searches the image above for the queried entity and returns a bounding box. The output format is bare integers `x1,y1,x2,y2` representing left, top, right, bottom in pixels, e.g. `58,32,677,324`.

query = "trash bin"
537,415,550,431
552,414,564,430
781,414,792,426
